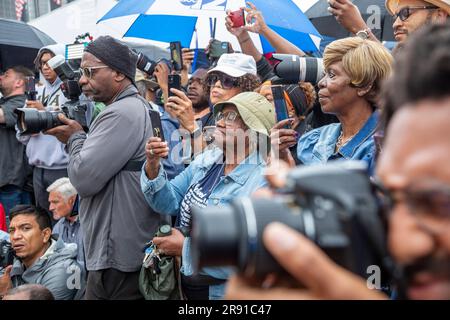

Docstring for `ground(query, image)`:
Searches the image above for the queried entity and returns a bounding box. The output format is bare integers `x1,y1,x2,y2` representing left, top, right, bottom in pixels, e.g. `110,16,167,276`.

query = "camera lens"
15,108,63,135
137,53,156,75
191,197,305,277
273,54,324,85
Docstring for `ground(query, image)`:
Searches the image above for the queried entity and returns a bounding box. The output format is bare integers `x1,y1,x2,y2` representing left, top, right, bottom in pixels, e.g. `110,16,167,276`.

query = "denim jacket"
141,147,267,299
297,111,379,174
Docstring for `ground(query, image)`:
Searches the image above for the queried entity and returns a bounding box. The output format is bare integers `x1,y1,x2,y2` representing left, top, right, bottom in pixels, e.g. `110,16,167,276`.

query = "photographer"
0,205,85,300
47,178,84,266
0,66,34,221
226,22,450,300
45,36,160,300
16,44,70,216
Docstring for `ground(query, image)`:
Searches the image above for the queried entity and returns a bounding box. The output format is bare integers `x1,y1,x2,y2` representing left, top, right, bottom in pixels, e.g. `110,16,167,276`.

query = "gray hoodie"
16,44,70,169
10,238,86,300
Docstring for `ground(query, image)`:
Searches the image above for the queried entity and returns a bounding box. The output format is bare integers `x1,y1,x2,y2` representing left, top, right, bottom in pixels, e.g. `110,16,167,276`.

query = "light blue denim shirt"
297,111,379,174
141,147,268,299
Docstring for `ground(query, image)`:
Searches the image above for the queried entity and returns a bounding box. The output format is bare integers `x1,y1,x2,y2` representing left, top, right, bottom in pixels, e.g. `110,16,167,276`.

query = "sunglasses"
215,111,240,125
79,65,109,79
206,73,239,89
392,6,438,22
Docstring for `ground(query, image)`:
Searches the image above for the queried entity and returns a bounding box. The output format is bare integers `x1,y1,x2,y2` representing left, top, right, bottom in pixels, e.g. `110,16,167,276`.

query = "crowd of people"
0,0,449,300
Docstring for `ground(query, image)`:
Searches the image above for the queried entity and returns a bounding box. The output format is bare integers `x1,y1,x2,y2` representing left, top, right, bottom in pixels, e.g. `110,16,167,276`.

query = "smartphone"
208,39,230,59
24,76,37,101
229,9,246,28
170,41,183,72
149,109,166,143
272,85,290,125
70,195,79,217
168,74,181,97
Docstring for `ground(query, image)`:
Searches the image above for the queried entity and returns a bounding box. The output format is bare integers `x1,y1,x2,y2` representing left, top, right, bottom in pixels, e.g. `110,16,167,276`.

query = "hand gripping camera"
15,55,88,135
191,161,393,284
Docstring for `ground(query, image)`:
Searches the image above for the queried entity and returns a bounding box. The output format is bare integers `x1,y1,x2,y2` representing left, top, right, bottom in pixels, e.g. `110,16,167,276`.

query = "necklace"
336,131,355,151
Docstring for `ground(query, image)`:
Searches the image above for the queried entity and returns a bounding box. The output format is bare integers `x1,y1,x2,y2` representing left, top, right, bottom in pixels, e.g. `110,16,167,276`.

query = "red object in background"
0,203,6,232
229,9,246,28
263,52,280,67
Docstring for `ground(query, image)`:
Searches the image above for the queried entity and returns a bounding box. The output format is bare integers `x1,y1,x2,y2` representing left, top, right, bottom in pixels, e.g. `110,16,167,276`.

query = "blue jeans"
0,185,32,227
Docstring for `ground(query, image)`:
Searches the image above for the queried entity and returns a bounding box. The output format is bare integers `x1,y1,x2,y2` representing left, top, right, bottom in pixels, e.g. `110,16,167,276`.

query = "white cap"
208,53,257,77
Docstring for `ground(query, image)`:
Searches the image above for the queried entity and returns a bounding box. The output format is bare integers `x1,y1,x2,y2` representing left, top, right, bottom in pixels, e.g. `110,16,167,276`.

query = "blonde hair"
323,37,393,105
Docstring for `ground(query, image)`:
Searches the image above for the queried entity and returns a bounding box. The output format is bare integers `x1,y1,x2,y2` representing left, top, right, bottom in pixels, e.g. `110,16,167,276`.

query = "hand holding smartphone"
168,74,181,97
272,85,290,127
229,9,246,28
24,76,37,101
148,109,167,159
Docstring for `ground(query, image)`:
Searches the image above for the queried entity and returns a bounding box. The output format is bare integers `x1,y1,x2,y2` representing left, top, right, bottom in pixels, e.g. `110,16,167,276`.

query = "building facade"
0,0,77,22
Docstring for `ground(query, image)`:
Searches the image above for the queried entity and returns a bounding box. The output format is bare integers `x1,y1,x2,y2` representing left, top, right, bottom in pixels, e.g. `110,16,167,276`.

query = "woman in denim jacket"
272,37,393,174
141,92,275,300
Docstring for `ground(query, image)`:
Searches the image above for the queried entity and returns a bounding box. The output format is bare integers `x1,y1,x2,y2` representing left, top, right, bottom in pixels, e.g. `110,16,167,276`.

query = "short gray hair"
46,177,77,200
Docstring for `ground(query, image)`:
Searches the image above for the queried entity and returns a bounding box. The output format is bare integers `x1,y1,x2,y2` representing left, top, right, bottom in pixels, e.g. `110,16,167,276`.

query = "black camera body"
0,240,14,269
191,161,391,282
15,55,88,135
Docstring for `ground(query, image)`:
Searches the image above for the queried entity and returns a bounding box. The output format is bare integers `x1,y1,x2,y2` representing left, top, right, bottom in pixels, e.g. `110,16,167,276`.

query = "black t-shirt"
178,163,224,227
0,94,31,188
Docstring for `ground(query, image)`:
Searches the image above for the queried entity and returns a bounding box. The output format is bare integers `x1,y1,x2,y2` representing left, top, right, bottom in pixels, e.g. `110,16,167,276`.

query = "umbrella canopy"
307,0,395,42
0,18,56,71
98,0,322,53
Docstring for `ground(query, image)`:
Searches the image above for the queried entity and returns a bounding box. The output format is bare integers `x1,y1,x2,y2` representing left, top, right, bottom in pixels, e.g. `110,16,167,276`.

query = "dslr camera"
15,55,88,135
0,240,14,269
135,51,173,90
191,161,392,282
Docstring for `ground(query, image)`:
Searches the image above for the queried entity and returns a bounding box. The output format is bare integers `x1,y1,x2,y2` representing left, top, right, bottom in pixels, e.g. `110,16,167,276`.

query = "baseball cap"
208,53,257,78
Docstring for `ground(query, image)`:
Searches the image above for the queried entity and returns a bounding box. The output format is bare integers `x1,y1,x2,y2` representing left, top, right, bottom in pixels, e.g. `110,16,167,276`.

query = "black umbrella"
307,0,395,42
0,18,56,72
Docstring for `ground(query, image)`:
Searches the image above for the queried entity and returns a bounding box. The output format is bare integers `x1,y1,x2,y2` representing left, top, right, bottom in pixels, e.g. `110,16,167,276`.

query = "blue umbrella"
98,0,321,53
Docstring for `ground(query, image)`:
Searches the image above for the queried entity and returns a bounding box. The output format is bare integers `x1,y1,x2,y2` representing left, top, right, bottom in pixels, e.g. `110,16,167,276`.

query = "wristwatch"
180,125,202,141
189,126,202,139
356,28,371,40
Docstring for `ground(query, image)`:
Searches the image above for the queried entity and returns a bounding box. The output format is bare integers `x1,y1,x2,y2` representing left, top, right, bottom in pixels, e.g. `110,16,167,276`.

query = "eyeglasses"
79,65,109,79
206,73,239,89
373,178,450,236
392,6,438,22
215,111,240,126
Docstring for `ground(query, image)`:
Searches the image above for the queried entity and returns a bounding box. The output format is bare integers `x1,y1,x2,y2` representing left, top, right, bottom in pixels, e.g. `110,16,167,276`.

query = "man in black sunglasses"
327,0,449,43
44,36,160,299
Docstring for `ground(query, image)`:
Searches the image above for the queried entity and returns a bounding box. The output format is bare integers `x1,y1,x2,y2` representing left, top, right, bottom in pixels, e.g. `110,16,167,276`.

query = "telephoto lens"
14,108,63,135
136,52,157,75
272,54,324,85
